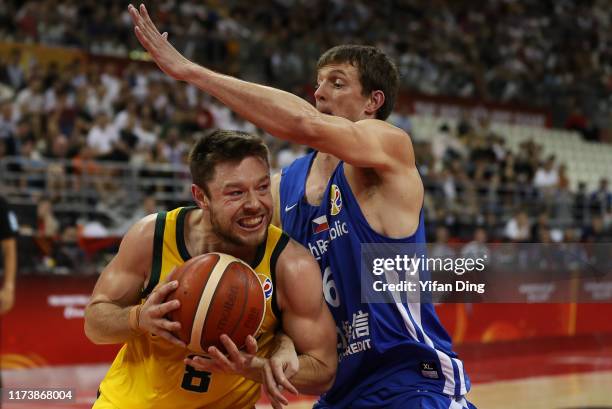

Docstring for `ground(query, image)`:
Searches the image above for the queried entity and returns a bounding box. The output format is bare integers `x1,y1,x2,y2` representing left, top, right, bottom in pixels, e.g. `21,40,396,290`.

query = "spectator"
574,182,589,226
51,224,86,273
87,112,119,157
159,127,187,166
582,216,612,242
430,226,455,261
36,198,59,238
589,178,612,219
504,210,531,242
461,228,490,261
533,155,559,192
276,143,307,169
430,123,468,166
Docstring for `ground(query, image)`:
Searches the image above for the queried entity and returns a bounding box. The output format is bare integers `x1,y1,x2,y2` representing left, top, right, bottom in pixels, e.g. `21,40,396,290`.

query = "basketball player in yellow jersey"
84,130,337,409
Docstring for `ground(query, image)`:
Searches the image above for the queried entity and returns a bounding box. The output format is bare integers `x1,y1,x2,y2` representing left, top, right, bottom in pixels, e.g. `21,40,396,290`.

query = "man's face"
314,63,372,122
202,156,272,247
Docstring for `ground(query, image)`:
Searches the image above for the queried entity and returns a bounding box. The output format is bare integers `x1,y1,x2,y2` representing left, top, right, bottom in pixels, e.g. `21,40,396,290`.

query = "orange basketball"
166,253,266,354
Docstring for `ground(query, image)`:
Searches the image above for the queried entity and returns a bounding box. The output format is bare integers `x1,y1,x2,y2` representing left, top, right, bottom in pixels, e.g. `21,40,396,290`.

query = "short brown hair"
189,130,270,195
317,45,399,120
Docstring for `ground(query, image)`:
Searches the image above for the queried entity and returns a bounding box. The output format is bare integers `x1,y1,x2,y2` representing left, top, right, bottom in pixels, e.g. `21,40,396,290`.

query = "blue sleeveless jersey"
280,153,470,408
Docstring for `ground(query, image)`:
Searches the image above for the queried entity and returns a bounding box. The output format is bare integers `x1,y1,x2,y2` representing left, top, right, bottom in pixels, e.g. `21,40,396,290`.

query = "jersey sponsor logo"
330,184,342,216
311,215,329,234
284,203,297,212
258,275,274,300
337,310,372,361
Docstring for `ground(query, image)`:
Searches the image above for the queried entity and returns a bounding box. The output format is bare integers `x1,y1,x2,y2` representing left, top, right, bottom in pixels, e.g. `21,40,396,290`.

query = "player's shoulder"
356,118,409,136
275,235,316,274
121,213,159,246
356,118,413,152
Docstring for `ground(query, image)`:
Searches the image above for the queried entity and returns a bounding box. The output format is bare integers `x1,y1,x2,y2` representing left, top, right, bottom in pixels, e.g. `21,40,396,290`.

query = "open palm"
128,4,192,81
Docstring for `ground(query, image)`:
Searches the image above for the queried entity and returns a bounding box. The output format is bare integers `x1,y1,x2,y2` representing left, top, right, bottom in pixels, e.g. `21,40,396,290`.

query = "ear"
191,184,209,210
365,90,385,117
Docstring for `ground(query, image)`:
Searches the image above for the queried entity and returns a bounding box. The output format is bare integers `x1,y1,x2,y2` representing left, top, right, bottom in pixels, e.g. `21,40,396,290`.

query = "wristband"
128,305,144,333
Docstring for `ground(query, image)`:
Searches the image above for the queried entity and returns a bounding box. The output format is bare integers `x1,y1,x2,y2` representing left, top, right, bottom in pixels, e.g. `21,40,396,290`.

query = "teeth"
240,216,263,228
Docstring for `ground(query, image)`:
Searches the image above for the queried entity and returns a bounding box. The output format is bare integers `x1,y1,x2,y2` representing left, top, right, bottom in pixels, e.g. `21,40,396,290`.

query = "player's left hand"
186,334,262,375
185,334,298,407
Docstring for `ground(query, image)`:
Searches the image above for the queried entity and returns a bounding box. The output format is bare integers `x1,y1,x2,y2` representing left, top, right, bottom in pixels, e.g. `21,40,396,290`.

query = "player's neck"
187,209,258,261
314,152,340,174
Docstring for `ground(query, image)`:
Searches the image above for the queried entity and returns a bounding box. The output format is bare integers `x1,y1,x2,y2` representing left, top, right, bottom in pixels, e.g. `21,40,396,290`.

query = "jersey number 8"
181,355,212,393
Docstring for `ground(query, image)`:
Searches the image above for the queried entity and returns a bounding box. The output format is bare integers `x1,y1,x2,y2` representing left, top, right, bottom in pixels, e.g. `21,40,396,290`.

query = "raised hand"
137,279,185,348
127,4,192,81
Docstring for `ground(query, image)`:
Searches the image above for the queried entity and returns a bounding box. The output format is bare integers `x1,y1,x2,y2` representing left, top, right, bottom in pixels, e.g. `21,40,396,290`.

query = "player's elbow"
318,370,336,394
292,110,326,147
83,310,100,344
83,306,109,344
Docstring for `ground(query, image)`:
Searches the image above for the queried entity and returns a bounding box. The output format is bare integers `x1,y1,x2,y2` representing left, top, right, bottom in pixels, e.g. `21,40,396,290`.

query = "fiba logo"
259,275,273,300
330,184,343,216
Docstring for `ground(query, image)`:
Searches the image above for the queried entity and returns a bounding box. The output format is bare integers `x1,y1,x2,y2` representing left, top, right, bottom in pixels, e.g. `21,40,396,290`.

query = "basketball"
166,253,266,354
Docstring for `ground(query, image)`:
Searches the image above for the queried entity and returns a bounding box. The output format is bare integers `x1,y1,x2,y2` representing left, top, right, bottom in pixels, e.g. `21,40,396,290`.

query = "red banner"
1,276,119,368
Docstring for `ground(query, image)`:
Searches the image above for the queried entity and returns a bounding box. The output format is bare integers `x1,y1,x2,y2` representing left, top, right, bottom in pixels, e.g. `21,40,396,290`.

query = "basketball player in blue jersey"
129,4,475,408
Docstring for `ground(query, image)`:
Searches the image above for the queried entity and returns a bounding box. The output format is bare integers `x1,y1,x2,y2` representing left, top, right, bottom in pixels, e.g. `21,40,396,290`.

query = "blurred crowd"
0,0,610,133
0,0,611,274
411,120,612,245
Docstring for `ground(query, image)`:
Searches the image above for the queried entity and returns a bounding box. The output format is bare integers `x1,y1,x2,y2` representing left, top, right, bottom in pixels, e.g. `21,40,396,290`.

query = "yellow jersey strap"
141,210,167,298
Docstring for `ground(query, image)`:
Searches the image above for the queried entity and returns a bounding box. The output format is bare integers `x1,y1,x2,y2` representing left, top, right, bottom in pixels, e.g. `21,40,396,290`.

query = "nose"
314,83,326,102
243,191,262,212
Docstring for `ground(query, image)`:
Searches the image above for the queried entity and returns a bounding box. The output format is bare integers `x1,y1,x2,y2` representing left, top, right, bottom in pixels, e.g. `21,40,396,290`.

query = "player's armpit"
275,240,338,395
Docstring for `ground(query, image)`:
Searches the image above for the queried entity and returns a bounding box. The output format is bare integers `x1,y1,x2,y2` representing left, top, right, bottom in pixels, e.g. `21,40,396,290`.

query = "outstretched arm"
84,215,184,347
128,4,412,171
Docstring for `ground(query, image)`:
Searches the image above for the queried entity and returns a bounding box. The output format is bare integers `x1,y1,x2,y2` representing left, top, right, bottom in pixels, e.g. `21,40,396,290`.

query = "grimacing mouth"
236,214,265,230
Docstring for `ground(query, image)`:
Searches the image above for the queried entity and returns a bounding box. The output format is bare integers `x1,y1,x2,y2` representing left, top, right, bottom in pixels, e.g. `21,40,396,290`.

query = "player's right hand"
138,280,185,348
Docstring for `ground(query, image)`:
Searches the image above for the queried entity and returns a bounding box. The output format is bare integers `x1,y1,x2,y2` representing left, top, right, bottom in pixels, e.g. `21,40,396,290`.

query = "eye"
228,191,243,197
333,81,343,89
257,183,270,192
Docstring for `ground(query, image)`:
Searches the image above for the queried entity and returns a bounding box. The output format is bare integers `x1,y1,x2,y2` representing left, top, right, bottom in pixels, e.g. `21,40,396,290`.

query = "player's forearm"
186,64,319,145
291,354,336,395
2,239,17,288
84,302,139,344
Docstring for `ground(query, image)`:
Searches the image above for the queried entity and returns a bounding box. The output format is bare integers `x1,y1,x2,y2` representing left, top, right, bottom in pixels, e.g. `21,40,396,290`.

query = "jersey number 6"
323,266,341,307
